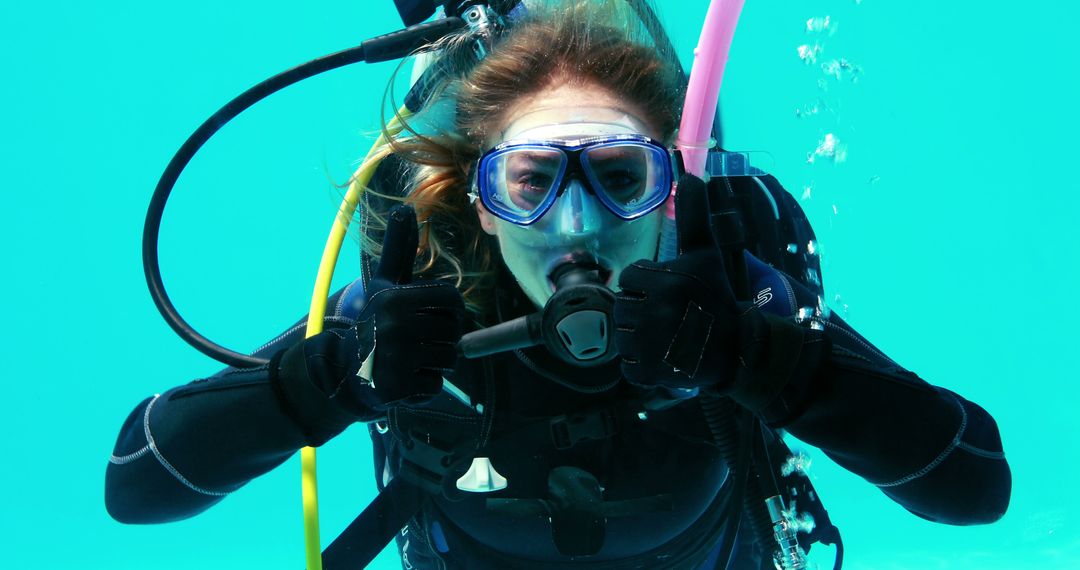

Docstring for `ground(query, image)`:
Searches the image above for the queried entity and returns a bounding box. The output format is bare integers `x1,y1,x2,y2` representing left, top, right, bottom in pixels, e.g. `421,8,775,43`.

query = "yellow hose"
301,107,412,570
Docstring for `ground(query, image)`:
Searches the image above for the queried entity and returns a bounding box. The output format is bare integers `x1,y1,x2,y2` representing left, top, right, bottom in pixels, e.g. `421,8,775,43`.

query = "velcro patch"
663,302,714,378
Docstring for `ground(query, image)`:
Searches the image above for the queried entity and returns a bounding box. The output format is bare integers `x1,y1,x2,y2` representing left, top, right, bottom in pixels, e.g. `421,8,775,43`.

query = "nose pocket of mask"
552,182,603,235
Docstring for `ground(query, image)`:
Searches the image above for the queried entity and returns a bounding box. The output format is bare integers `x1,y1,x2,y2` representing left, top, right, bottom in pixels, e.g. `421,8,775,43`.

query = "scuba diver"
106,1,1011,568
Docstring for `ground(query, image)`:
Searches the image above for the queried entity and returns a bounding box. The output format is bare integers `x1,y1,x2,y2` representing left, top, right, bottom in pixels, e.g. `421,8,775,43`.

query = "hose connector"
766,495,809,570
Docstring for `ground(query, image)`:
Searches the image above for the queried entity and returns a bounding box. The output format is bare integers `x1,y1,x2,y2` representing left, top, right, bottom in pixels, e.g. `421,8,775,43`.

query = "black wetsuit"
107,168,1011,568
106,264,1011,569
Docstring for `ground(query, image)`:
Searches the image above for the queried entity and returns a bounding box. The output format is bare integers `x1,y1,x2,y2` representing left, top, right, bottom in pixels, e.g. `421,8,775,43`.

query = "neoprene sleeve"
780,313,1011,524
106,364,315,523
105,285,371,524
728,251,1011,525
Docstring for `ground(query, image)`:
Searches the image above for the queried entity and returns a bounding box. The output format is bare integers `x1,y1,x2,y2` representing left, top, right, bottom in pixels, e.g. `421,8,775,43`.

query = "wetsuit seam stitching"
143,394,232,497
831,344,876,365
251,316,355,355
109,444,150,465
875,392,967,488
335,280,359,317
824,319,897,366
780,273,797,314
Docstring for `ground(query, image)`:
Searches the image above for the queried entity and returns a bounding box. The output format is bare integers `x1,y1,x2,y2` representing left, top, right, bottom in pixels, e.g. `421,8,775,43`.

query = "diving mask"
471,134,675,226
476,107,668,308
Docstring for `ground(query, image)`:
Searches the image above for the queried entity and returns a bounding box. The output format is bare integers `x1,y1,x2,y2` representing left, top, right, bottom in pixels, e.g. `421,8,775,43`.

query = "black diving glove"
614,175,828,415
272,204,465,445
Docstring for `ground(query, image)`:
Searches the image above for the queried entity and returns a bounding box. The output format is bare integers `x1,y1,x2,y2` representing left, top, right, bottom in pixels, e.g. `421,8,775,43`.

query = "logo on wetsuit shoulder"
754,287,773,308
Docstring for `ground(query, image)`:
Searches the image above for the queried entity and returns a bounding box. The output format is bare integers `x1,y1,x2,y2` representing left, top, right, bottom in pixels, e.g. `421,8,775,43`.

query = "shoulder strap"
727,174,825,300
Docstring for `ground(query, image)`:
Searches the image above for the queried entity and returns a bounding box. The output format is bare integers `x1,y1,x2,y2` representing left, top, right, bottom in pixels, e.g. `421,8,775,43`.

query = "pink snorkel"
660,0,745,260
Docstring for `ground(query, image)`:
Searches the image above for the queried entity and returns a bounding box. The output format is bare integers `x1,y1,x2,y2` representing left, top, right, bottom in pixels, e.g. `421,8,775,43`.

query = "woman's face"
476,82,668,308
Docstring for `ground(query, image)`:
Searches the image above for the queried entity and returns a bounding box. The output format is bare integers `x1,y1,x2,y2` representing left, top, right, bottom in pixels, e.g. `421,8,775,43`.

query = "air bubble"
781,452,812,476
816,295,832,320
795,100,823,119
805,15,833,34
807,133,847,164
789,509,817,534
797,43,822,64
806,240,818,255
796,307,815,322
821,59,841,80
834,294,850,317
787,243,799,253
821,58,863,82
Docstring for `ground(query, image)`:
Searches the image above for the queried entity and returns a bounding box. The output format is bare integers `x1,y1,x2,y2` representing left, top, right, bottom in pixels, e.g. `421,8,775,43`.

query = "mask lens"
483,146,566,223
582,142,670,218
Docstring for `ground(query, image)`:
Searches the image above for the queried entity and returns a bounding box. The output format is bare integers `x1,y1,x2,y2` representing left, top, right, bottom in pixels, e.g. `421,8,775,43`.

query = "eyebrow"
506,151,561,163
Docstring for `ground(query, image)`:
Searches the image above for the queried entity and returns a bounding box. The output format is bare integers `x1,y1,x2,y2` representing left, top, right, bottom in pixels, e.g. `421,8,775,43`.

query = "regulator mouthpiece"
456,261,616,367
549,260,608,289
542,262,616,366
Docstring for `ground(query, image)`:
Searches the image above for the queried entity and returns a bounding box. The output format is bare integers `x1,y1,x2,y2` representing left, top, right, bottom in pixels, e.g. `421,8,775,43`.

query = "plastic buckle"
399,435,457,495
550,408,618,450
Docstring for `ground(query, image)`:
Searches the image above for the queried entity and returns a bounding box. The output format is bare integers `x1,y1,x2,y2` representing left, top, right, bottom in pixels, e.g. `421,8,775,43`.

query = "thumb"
374,204,420,285
674,174,717,255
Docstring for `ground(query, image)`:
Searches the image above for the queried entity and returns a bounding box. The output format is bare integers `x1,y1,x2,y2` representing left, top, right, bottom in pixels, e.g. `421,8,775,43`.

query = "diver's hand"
273,205,464,443
614,175,830,416
354,204,466,408
614,174,749,391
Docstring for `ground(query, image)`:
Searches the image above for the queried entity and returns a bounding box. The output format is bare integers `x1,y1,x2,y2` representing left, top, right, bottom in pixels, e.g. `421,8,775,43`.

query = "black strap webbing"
319,477,426,569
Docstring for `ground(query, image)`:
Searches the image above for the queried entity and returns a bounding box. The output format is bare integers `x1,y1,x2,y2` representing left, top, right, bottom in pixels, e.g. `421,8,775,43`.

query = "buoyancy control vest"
354,156,840,569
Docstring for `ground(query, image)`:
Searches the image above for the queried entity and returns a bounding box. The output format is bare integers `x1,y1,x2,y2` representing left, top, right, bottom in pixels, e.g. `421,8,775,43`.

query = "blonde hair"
362,0,683,319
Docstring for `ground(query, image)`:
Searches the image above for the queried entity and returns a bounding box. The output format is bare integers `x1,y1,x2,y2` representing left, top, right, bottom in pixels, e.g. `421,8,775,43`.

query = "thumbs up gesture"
275,204,465,438
356,204,466,407
613,175,749,391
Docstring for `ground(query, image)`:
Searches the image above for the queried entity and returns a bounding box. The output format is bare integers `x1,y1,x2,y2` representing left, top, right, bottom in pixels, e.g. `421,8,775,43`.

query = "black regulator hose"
144,1,712,370
143,18,464,369
698,395,754,568
142,0,721,371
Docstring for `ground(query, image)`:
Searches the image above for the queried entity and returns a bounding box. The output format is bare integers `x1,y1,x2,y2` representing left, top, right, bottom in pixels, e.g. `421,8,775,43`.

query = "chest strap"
486,466,674,557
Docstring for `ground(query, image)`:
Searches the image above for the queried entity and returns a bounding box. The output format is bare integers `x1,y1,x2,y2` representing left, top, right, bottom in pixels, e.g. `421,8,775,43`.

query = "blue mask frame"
471,134,675,226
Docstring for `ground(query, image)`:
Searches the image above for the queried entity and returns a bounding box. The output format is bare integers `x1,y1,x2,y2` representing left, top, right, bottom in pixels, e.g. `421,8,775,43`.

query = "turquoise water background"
3,0,1077,568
